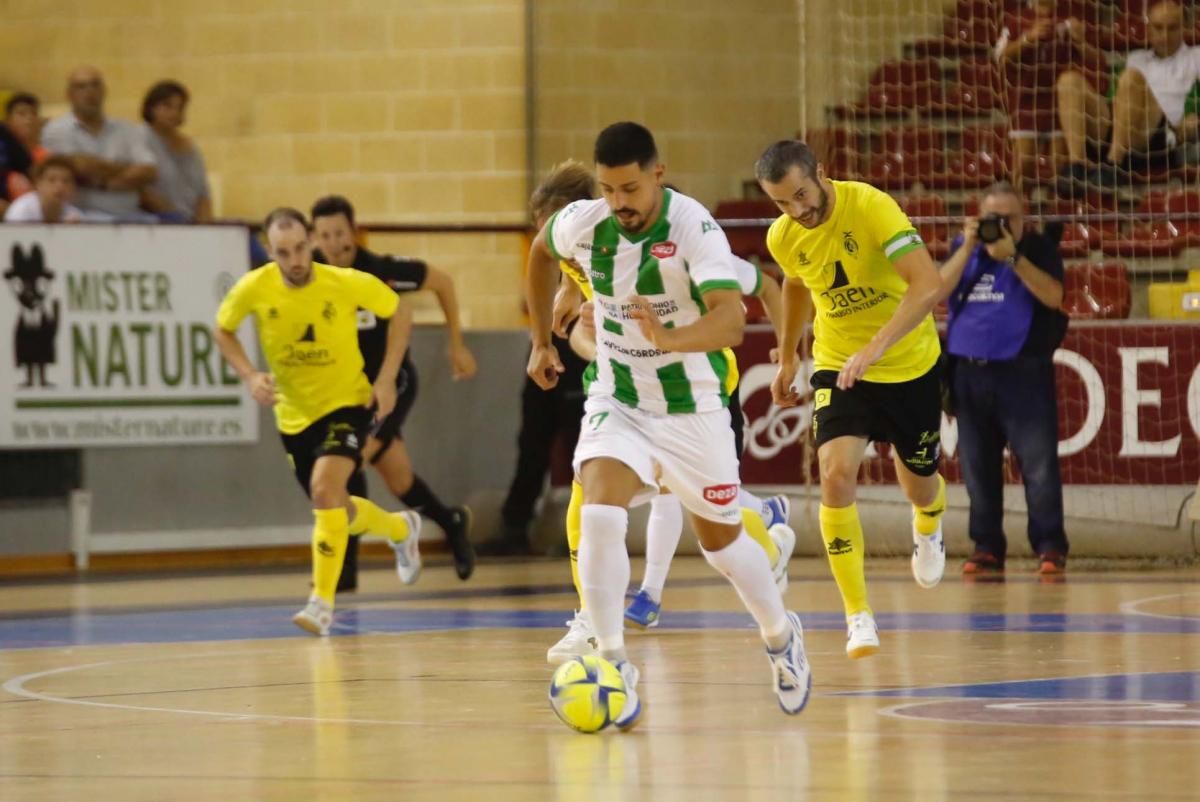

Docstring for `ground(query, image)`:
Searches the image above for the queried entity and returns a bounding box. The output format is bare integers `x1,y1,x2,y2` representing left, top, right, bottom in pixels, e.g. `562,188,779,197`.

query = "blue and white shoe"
766,611,812,714
390,510,423,585
624,589,661,629
763,495,791,529
768,523,797,595
612,660,642,731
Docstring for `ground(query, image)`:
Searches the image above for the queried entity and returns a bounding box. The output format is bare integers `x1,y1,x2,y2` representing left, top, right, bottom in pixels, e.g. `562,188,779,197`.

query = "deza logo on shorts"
703,484,738,505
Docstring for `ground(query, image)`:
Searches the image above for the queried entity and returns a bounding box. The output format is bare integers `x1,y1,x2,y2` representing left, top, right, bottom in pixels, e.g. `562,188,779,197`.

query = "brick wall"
533,0,802,206
0,0,815,329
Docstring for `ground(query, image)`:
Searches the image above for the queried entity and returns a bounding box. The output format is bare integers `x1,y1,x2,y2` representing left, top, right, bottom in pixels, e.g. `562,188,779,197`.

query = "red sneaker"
962,552,1004,575
1038,551,1067,575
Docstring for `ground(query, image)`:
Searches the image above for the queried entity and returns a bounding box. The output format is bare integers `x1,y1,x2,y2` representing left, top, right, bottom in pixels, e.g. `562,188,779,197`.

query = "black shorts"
368,361,418,462
730,381,744,457
280,406,372,496
810,363,943,477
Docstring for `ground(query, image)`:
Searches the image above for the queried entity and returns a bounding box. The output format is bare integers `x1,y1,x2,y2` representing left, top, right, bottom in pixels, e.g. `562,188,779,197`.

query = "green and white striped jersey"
547,189,740,415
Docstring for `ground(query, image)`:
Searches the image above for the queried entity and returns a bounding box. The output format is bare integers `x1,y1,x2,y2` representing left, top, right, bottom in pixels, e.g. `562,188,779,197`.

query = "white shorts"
571,395,743,525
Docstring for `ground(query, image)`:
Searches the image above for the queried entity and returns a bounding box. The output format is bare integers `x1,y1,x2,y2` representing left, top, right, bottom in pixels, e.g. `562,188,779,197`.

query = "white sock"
702,531,790,649
739,488,765,517
579,504,631,657
640,494,683,602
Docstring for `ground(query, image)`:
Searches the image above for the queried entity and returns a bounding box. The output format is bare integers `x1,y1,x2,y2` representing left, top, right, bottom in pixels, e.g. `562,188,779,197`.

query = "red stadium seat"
940,0,1002,55
1063,262,1132,320
1041,199,1105,258
1163,190,1200,246
1101,191,1189,258
714,200,778,220
807,127,861,180
932,59,1002,117
851,58,943,117
899,194,951,259
937,125,1011,189
868,127,946,190
714,200,776,262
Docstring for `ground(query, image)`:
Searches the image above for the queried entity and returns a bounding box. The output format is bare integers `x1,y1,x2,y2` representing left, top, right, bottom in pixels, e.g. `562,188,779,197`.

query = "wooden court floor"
0,556,1198,801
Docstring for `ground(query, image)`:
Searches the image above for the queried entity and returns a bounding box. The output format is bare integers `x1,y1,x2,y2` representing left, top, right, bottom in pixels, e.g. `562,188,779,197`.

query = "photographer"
939,181,1070,576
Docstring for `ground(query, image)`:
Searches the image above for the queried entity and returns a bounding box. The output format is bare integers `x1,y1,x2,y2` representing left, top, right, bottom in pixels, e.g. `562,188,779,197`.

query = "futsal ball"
548,655,627,733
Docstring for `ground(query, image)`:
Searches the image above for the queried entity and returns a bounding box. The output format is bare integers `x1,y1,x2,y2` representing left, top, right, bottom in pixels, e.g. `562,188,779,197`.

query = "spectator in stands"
41,66,158,222
0,93,47,216
995,0,1107,192
4,156,84,223
938,181,1070,576
140,80,212,223
1063,1,1199,189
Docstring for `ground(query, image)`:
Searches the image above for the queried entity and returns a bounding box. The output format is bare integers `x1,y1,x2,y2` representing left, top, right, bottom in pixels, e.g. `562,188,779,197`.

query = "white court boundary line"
1118,591,1200,622
0,644,561,732
7,642,1200,740
878,698,1200,729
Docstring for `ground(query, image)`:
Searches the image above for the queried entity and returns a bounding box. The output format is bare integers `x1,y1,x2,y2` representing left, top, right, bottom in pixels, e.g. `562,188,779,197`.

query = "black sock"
400,475,455,531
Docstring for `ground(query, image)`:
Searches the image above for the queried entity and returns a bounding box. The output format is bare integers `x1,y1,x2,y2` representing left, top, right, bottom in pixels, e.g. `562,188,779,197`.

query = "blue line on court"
0,607,1197,650
839,671,1200,702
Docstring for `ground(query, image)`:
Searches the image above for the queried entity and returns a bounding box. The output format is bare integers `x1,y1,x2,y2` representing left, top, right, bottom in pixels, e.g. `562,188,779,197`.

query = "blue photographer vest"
946,236,1037,361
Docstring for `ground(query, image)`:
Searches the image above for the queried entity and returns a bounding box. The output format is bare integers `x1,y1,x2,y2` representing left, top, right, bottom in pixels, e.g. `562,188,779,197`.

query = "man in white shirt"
41,66,158,221
1056,1,1198,191
1107,1,1200,165
4,156,83,223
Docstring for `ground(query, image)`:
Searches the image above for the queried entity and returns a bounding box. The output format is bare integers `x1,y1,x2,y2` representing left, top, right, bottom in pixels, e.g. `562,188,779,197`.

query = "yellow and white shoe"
846,610,880,659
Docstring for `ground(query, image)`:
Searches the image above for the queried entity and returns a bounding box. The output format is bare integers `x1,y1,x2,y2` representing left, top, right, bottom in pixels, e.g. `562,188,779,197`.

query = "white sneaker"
766,611,812,714
768,523,797,595
546,609,597,664
292,595,333,636
390,511,422,585
911,521,945,589
612,660,642,731
846,611,880,659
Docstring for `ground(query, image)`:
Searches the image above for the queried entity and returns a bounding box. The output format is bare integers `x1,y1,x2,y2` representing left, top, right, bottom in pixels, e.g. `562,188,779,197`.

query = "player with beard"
757,139,947,660
310,195,476,584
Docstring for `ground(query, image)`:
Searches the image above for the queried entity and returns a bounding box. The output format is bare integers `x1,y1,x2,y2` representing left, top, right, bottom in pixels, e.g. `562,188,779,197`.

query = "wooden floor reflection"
1,557,1198,801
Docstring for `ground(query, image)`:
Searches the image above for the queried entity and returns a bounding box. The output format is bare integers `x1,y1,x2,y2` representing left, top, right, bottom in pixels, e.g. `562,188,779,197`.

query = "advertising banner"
0,225,257,448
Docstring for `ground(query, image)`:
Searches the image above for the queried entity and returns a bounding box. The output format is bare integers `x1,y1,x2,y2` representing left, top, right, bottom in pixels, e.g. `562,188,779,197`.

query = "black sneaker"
1055,162,1090,197
444,506,476,580
1088,162,1128,193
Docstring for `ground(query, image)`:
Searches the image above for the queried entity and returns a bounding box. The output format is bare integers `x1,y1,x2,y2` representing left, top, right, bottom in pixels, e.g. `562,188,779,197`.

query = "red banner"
734,323,1200,485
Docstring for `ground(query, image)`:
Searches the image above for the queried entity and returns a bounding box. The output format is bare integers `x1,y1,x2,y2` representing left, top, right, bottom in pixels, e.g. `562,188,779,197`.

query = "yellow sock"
312,507,350,605
349,496,409,542
741,508,780,565
819,503,871,618
567,480,584,611
914,474,946,536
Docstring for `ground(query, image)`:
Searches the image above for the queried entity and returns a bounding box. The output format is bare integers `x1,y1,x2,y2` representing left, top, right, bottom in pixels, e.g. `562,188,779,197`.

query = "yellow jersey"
216,262,399,435
766,180,939,383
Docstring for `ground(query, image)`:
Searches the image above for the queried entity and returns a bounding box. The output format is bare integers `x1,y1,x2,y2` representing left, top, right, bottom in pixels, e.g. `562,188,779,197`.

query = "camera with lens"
976,213,1010,244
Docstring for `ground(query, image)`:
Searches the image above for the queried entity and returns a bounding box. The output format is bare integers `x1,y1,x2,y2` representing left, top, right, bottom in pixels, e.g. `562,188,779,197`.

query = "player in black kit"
312,195,477,585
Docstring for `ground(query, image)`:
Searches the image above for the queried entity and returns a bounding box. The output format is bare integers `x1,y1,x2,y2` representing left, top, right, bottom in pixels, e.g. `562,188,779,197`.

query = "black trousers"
954,355,1069,561
500,338,588,527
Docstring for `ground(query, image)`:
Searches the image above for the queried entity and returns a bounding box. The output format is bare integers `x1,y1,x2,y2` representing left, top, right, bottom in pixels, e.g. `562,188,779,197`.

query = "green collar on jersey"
611,188,673,243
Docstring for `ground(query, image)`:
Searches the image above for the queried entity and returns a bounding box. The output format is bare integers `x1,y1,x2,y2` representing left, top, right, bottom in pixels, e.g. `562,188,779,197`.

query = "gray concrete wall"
0,328,532,553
